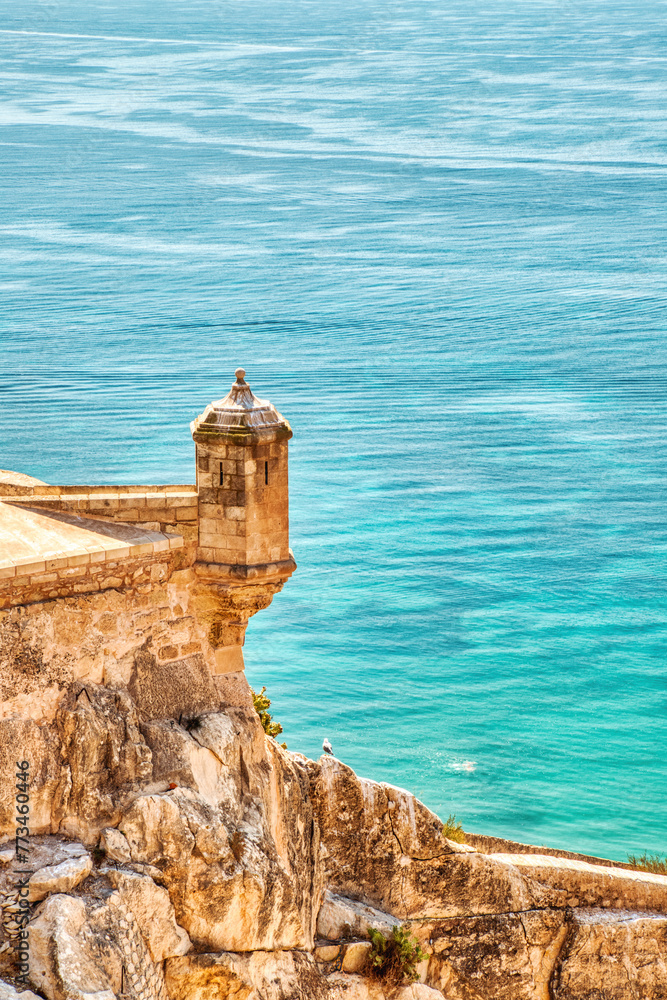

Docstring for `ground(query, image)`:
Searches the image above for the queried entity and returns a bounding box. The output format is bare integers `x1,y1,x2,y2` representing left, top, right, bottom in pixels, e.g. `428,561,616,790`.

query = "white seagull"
322,738,334,756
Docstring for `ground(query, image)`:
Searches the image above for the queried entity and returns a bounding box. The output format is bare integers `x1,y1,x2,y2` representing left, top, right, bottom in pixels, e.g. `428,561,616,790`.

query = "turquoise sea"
1,0,667,862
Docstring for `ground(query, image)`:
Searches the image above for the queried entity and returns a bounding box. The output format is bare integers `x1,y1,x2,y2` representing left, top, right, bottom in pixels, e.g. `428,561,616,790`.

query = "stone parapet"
3,487,197,530
0,539,185,609
0,484,194,498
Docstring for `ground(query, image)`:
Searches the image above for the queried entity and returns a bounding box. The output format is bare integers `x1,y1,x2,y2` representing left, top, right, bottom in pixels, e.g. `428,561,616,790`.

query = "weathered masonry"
0,370,296,681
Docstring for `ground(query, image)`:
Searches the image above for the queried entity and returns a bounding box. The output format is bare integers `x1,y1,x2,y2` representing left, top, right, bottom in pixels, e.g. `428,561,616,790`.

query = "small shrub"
251,686,287,748
367,924,427,985
443,814,466,843
627,852,667,874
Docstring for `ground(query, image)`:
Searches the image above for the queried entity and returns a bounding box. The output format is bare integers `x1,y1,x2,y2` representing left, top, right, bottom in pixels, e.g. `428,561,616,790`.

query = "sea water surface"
1,0,667,861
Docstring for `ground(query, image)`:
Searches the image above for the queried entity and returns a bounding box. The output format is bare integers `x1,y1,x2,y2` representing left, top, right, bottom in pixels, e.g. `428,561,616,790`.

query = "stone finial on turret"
191,369,292,446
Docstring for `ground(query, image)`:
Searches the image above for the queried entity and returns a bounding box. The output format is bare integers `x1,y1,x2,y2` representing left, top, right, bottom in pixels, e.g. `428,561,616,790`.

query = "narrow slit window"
265,461,269,485
219,463,224,486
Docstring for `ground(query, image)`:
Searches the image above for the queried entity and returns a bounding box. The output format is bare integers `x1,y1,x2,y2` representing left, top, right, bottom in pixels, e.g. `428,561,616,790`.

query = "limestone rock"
0,981,42,1000
4,590,667,999
99,827,131,863
29,886,172,1000
308,756,537,920
0,718,63,837
325,973,440,1000
393,987,443,1000
341,940,372,973
165,950,420,1000
128,648,220,721
317,891,399,940
426,909,569,999
54,683,153,844
315,944,341,962
28,894,116,1000
105,868,191,962
553,909,667,999
28,852,92,901
165,950,334,1000
118,791,196,864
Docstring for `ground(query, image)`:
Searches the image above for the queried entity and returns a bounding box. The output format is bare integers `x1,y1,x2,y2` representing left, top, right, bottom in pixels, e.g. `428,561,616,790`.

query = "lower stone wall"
463,831,638,873
0,541,191,610
0,568,225,725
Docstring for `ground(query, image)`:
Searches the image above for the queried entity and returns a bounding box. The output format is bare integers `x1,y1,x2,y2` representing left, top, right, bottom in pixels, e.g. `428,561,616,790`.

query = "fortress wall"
0,540,187,610
0,565,224,732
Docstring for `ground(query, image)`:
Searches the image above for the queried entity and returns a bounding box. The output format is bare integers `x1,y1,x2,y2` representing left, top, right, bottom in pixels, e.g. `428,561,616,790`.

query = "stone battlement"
0,370,296,676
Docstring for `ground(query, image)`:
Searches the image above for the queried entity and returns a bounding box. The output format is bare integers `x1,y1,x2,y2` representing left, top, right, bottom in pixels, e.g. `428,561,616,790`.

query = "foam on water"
1,0,667,862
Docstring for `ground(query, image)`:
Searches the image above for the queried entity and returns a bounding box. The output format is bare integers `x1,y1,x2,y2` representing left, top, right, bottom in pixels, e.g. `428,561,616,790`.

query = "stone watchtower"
190,369,297,673
0,367,295,685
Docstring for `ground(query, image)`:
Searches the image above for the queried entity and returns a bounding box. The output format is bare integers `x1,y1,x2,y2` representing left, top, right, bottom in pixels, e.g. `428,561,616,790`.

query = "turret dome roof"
191,369,292,445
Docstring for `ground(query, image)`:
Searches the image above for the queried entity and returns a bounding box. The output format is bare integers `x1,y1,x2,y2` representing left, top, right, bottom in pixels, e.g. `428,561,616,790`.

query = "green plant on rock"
442,814,466,843
627,852,667,874
367,924,427,985
251,686,287,748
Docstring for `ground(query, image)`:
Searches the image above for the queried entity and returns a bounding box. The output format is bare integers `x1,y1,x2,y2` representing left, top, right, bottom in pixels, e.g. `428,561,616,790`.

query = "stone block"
0,564,16,579
214,645,245,674
29,852,93,902
314,945,341,962
59,566,86,578
119,507,140,520
17,560,46,576
180,641,201,655
176,506,198,521
73,581,99,593
129,543,154,557
199,517,221,535
198,534,226,553
225,536,245,552
199,503,223,519
317,891,399,940
166,494,192,507
87,497,119,510
100,826,132,863
225,507,246,521
341,941,371,973
67,553,90,567
119,494,145,508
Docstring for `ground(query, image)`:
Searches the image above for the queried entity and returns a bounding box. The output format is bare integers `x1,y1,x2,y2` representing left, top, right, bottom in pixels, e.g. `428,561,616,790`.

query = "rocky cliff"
1,594,667,1000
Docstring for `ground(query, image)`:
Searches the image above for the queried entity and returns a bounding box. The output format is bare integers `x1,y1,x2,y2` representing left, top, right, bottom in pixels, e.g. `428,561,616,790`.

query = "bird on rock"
322,738,333,756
